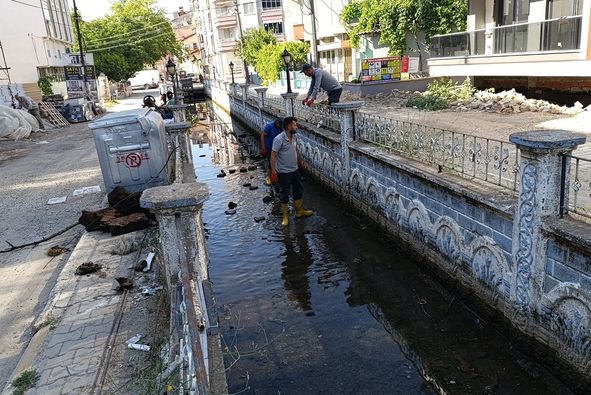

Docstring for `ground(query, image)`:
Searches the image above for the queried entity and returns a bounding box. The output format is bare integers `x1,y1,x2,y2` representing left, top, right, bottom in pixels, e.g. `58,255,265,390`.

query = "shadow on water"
194,111,578,395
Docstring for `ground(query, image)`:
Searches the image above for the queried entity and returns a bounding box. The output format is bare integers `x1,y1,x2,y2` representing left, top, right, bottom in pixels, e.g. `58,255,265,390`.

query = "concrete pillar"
168,104,188,123
231,83,237,97
509,130,586,313
166,122,193,166
140,183,210,289
240,84,249,109
255,87,268,108
332,101,364,187
255,87,268,130
280,92,298,116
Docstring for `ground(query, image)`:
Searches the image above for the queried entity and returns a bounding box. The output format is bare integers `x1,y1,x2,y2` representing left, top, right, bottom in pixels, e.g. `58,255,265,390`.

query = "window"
243,2,255,15
263,22,283,35
220,28,236,41
262,0,281,10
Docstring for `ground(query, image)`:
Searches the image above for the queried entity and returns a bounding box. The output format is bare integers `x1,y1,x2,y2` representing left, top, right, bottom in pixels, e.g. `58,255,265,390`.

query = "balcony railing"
430,16,582,58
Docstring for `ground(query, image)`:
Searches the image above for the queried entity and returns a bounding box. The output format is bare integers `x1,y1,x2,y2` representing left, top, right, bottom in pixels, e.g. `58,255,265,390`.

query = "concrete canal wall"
206,81,591,381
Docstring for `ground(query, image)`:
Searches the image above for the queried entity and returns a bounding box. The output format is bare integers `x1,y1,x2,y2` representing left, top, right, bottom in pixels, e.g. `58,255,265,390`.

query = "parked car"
127,69,160,90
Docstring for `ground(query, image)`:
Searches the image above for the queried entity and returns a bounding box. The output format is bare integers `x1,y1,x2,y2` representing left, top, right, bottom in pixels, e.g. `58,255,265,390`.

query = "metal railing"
560,153,591,220
430,16,582,58
355,113,520,190
293,102,342,131
265,93,284,112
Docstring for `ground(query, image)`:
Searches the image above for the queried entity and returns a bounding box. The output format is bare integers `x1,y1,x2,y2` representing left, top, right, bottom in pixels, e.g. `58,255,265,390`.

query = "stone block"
544,275,559,293
546,240,567,263
465,203,485,222
565,250,591,273
552,263,579,283
483,211,507,234
492,231,512,254
546,258,554,275
580,275,591,292
442,206,458,221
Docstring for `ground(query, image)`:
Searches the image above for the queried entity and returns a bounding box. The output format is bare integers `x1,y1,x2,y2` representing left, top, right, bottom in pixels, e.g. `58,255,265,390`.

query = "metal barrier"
355,112,520,191
560,153,591,220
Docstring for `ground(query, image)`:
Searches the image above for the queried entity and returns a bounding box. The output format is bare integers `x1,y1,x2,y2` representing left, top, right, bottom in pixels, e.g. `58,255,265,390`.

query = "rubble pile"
362,89,422,107
452,89,590,115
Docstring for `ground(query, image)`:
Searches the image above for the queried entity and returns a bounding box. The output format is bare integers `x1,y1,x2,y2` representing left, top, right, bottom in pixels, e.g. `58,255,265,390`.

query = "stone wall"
208,81,591,381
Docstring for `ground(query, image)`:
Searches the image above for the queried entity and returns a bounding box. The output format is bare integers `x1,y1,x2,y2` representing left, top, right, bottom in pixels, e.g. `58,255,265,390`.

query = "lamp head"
229,61,234,70
281,48,292,66
165,58,177,76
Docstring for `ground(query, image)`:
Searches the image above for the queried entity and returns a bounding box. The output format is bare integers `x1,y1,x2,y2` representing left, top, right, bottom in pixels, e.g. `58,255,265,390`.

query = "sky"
69,0,193,21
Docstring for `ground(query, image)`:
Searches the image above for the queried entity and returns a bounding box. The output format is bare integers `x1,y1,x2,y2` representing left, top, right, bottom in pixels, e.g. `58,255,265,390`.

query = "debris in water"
254,216,265,222
75,262,102,275
243,183,251,187
239,167,248,173
228,201,238,209
249,185,258,190
262,196,273,203
228,168,237,174
225,209,237,215
199,154,206,157
217,170,227,178
247,165,257,171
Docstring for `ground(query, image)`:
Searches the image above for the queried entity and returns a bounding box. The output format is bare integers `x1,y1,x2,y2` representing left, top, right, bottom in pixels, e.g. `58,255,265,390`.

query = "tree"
235,28,277,69
254,41,310,85
74,0,182,80
341,0,467,56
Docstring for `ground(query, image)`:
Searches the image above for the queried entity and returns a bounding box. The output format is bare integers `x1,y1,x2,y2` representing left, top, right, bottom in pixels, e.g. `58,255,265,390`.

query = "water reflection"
281,228,314,313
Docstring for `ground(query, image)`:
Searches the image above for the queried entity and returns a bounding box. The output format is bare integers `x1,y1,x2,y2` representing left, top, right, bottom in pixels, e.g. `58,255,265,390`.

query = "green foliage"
427,76,474,101
75,0,182,80
406,76,475,110
12,369,40,395
235,28,277,68
341,0,468,55
253,41,310,85
406,95,449,110
37,76,55,96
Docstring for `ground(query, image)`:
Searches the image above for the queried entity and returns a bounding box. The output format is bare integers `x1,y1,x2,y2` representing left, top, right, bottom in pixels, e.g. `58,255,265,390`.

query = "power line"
8,0,40,9
84,21,170,46
85,27,172,50
88,31,172,52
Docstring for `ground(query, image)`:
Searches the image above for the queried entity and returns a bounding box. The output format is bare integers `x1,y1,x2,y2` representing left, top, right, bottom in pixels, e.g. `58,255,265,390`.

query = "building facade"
0,0,73,90
428,0,591,104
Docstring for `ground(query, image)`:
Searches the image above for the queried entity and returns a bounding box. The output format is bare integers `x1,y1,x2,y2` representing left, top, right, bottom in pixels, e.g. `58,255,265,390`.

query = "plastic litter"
126,334,150,352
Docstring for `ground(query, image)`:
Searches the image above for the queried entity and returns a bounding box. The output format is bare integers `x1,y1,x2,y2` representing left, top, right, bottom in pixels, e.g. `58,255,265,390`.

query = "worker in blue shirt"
260,118,283,185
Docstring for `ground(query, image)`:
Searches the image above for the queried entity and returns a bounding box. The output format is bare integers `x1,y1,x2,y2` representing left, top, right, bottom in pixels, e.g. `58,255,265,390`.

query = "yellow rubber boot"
294,199,314,218
265,170,272,185
281,203,289,226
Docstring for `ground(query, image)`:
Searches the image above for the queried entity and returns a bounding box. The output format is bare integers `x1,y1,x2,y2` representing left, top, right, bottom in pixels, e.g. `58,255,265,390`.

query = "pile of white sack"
0,104,40,140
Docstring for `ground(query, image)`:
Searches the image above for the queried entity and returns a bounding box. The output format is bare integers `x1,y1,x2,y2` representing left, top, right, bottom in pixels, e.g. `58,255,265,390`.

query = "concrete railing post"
255,87,268,130
255,87,268,108
166,122,193,168
509,130,586,314
231,82,237,97
240,84,249,109
140,183,210,288
332,101,364,188
280,92,298,116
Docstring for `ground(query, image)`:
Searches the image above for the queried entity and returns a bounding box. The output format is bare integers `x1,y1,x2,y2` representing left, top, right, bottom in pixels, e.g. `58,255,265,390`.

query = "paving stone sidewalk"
3,230,145,395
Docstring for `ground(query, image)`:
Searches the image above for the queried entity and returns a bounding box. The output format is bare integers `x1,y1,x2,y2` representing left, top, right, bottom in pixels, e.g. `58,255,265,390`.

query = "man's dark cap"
301,64,313,72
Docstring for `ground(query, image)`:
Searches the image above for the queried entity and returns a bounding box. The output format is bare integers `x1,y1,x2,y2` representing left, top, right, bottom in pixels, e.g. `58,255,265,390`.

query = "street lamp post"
166,58,178,102
281,48,292,94
229,61,235,84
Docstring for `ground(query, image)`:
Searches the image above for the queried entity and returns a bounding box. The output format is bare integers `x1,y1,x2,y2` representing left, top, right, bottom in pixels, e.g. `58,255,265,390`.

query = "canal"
192,120,576,394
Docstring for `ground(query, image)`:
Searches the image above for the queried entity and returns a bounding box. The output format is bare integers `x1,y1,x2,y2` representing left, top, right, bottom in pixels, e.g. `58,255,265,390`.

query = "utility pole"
72,0,89,98
233,0,250,84
308,0,318,65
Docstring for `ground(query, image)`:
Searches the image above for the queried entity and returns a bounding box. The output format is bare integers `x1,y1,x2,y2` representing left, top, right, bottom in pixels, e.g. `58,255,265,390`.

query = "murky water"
193,120,577,394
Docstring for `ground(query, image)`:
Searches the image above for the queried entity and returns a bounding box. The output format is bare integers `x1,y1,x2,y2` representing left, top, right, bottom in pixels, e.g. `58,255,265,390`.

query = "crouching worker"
15,93,44,130
270,116,314,226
